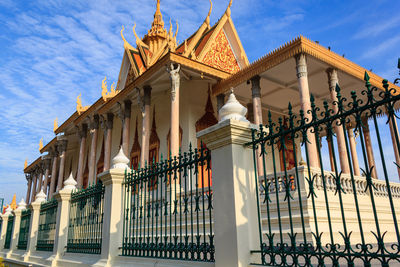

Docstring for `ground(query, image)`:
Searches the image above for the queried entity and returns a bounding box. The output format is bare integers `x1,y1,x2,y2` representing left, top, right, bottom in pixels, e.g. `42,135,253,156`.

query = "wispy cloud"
360,35,400,60
354,16,400,40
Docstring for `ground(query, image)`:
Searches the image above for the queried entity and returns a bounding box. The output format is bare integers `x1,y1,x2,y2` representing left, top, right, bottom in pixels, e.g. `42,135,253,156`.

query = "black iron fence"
17,208,31,250
4,214,14,249
37,199,58,251
121,144,214,262
249,74,400,266
67,182,105,254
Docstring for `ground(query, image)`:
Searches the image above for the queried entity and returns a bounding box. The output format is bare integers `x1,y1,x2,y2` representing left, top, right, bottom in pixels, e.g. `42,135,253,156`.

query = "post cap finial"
34,189,47,203
218,88,249,123
112,147,130,170
63,173,77,191
17,199,27,210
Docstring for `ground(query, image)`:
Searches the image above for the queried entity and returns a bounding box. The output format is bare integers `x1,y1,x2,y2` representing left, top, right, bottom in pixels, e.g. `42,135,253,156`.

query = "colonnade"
25,63,183,201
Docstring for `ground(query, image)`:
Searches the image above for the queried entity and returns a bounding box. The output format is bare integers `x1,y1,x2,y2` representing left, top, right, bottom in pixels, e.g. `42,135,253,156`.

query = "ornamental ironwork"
121,144,214,262
36,199,58,251
249,73,400,266
17,208,31,250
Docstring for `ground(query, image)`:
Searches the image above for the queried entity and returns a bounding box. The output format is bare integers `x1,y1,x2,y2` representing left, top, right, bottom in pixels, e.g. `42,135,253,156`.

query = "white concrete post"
96,147,129,267
197,91,260,267
24,190,47,260
0,208,12,254
52,173,76,263
8,199,27,256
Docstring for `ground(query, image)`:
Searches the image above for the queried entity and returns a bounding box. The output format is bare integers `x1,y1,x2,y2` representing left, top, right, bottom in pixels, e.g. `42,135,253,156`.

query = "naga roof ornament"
54,117,58,132
102,76,120,102
76,93,89,115
39,138,43,151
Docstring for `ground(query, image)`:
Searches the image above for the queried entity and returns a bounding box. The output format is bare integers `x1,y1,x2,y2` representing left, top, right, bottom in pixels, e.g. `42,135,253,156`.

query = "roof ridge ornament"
54,117,58,132
39,138,43,152
205,0,213,28
120,26,134,50
24,159,28,169
102,76,120,102
77,93,90,115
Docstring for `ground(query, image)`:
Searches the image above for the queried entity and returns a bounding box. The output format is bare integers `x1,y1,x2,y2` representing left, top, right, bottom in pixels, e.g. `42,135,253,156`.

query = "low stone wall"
259,166,400,247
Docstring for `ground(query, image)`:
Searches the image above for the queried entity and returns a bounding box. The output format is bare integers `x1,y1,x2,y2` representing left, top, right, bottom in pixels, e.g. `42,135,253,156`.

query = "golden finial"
101,77,120,102
174,20,179,39
226,0,233,16
10,194,17,210
101,76,108,101
39,138,43,151
77,93,89,115
110,82,116,94
54,117,58,132
132,23,147,48
24,159,28,169
205,0,213,28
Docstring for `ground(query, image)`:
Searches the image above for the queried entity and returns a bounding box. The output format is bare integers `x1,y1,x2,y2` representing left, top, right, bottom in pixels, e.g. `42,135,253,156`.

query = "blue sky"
0,0,399,204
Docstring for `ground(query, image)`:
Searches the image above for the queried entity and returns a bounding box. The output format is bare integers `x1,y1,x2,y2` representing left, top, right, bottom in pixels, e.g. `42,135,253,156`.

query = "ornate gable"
201,30,240,74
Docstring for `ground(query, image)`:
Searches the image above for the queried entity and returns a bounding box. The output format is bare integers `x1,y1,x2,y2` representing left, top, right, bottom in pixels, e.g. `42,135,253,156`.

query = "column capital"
326,67,339,91
90,114,100,130
123,99,132,118
42,156,52,170
250,75,261,98
56,138,68,154
49,147,58,158
295,53,308,78
102,113,114,130
143,85,152,105
76,123,88,139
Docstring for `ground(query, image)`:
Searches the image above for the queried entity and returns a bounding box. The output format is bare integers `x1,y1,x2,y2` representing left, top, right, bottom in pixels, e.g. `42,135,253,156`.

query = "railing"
249,75,400,266
121,144,214,262
37,199,58,251
4,215,14,249
67,182,105,254
17,208,31,250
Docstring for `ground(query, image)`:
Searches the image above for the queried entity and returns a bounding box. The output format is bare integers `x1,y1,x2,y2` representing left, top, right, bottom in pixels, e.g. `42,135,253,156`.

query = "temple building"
22,0,399,204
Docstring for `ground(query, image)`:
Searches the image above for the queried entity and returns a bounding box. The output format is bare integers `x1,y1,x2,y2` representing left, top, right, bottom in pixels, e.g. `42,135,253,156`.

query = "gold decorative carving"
101,76,120,102
54,118,58,132
24,159,28,169
39,138,43,152
202,30,240,74
76,93,89,115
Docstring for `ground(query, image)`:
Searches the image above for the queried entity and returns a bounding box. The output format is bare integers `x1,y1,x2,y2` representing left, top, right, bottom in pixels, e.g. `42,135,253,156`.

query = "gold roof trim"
39,138,43,152
212,36,400,96
24,156,42,173
101,76,120,102
40,136,57,153
77,93,90,115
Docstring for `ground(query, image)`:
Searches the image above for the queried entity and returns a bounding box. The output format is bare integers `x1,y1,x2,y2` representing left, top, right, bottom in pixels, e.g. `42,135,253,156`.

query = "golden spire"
10,194,17,210
54,118,58,132
24,159,28,169
143,0,168,53
39,138,43,151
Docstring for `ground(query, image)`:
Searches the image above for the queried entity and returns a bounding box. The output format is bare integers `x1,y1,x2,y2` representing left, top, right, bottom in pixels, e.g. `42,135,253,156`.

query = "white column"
0,209,12,253
295,54,319,168
88,115,99,185
326,68,350,174
347,126,361,176
140,86,151,166
42,157,51,196
52,174,76,264
121,100,132,157
56,139,68,191
8,200,27,257
24,190,47,261
167,63,181,157
103,113,114,172
76,124,88,189
97,148,129,266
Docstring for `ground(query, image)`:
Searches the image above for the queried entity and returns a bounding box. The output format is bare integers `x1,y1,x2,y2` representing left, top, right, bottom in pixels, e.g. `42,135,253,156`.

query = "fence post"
0,207,12,254
96,148,128,267
197,91,260,267
52,174,76,264
8,199,27,257
24,190,46,261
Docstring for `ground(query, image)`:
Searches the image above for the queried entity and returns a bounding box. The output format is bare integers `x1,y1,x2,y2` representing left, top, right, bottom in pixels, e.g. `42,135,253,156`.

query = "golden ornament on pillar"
76,93,90,115
39,138,43,151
